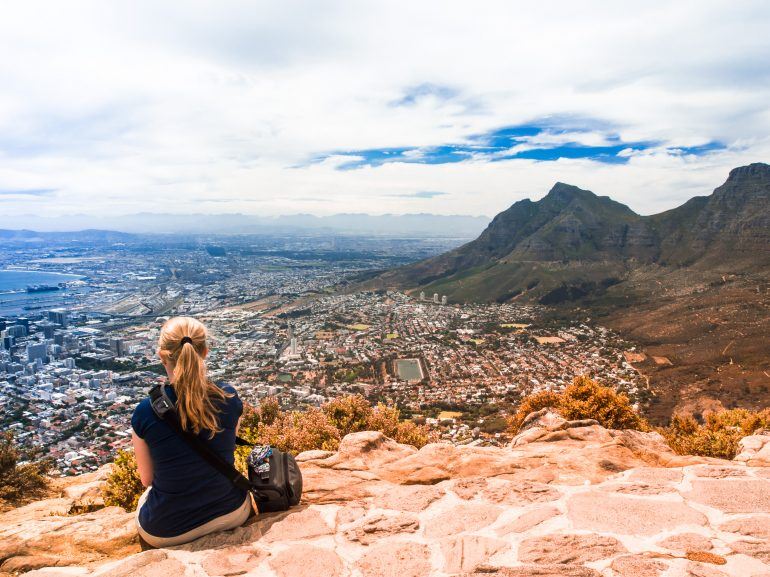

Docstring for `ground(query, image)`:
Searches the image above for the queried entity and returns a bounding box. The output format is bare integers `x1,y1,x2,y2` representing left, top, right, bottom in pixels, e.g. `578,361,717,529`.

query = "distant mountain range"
371,163,770,420
1,213,490,238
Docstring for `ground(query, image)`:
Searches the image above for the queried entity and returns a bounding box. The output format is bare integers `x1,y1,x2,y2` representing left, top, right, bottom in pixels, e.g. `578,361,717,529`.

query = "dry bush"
323,395,373,437
257,396,280,426
507,389,562,431
661,408,770,459
509,376,648,433
366,402,436,447
102,449,144,512
239,394,433,456
0,432,50,506
251,407,342,454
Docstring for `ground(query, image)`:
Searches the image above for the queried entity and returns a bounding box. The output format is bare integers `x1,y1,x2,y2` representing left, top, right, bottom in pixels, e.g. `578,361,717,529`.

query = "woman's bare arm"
132,431,154,487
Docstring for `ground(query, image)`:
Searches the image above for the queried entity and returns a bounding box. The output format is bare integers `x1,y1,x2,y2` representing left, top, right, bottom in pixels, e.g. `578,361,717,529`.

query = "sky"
0,0,769,221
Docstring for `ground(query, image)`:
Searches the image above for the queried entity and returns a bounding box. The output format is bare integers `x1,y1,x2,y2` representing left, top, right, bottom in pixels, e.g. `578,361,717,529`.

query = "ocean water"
0,270,84,317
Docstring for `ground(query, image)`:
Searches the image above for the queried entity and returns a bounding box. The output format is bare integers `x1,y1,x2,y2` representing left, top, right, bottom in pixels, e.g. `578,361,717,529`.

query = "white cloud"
0,0,768,219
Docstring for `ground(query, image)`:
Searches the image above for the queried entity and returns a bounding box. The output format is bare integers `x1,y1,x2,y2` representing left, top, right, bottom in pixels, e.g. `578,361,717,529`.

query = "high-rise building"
290,337,298,356
26,342,47,364
6,325,27,338
419,291,426,301
441,295,448,305
110,337,126,357
433,293,439,304
42,323,56,339
48,309,68,327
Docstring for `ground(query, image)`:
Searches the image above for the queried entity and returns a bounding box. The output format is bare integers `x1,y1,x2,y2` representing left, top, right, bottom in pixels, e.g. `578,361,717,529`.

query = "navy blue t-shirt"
131,383,247,538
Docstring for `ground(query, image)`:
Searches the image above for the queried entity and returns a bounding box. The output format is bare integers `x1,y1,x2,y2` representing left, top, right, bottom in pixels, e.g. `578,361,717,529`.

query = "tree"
0,432,50,505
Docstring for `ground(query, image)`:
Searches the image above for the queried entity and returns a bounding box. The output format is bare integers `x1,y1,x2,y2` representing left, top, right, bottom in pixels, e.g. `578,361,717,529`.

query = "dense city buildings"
1,232,649,475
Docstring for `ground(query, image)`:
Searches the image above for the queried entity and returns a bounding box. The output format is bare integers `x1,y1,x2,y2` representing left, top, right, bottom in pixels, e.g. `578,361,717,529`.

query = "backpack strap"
148,384,252,493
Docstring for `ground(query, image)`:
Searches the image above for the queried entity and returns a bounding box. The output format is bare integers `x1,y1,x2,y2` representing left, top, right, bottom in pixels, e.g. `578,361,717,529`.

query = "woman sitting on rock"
131,316,252,547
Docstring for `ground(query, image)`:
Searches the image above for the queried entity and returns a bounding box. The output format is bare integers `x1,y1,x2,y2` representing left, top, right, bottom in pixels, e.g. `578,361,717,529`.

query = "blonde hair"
158,316,231,438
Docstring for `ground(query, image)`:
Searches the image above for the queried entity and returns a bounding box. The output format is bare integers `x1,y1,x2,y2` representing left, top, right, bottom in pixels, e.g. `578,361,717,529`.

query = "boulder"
344,512,419,545
685,479,770,513
355,542,431,577
610,555,668,577
495,505,560,535
568,491,707,535
734,431,770,466
440,535,508,573
269,545,343,577
518,533,626,564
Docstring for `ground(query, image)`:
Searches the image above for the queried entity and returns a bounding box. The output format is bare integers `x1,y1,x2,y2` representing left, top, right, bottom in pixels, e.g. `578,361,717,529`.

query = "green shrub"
509,376,648,432
102,449,144,512
661,408,770,459
0,432,50,505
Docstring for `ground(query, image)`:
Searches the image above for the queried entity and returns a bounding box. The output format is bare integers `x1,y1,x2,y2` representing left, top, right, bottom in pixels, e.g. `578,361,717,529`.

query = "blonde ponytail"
158,316,232,438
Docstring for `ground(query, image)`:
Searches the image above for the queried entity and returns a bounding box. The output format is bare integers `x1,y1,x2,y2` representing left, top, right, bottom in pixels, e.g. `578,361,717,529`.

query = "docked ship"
26,284,62,293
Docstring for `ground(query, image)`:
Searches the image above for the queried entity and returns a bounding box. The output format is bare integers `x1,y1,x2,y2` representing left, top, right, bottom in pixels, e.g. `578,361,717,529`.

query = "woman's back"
131,383,247,538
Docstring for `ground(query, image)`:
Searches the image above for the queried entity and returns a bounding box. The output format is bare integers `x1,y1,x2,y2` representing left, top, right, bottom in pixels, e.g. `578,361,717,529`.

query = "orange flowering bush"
508,376,648,432
662,408,770,459
238,394,433,457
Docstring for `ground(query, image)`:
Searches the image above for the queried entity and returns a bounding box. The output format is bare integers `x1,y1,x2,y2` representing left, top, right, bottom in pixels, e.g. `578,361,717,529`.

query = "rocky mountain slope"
3,414,770,577
367,163,770,419
372,163,770,303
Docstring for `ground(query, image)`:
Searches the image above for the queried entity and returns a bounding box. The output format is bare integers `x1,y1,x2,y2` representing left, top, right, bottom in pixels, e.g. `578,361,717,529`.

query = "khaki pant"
135,487,253,548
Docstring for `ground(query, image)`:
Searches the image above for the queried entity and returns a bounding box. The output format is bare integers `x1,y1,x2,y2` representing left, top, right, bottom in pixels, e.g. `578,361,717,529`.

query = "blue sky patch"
313,116,726,170
668,141,727,156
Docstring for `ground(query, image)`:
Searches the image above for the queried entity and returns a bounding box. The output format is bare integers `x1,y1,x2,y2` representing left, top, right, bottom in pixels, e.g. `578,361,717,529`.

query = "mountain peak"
726,162,770,182
545,182,595,202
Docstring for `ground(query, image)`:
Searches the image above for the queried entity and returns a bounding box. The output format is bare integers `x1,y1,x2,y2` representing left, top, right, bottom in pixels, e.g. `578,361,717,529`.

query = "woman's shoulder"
215,381,239,397
132,396,153,418
131,397,156,437
214,382,242,414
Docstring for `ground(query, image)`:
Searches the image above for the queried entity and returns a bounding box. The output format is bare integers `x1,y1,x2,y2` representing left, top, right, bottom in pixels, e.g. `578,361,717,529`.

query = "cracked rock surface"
3,421,769,577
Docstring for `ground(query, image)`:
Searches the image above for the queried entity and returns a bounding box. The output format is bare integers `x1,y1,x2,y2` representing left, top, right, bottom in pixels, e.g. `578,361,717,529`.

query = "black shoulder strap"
149,384,252,493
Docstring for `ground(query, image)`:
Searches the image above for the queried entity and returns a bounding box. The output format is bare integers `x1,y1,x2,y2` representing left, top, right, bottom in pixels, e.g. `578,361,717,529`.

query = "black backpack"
149,384,303,513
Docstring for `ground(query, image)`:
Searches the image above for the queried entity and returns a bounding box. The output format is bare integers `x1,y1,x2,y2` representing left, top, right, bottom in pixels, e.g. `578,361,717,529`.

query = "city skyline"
1,1,769,222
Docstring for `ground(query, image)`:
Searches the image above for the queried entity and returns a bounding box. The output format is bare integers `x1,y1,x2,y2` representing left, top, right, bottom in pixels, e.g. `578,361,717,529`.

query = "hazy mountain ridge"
1,213,490,237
